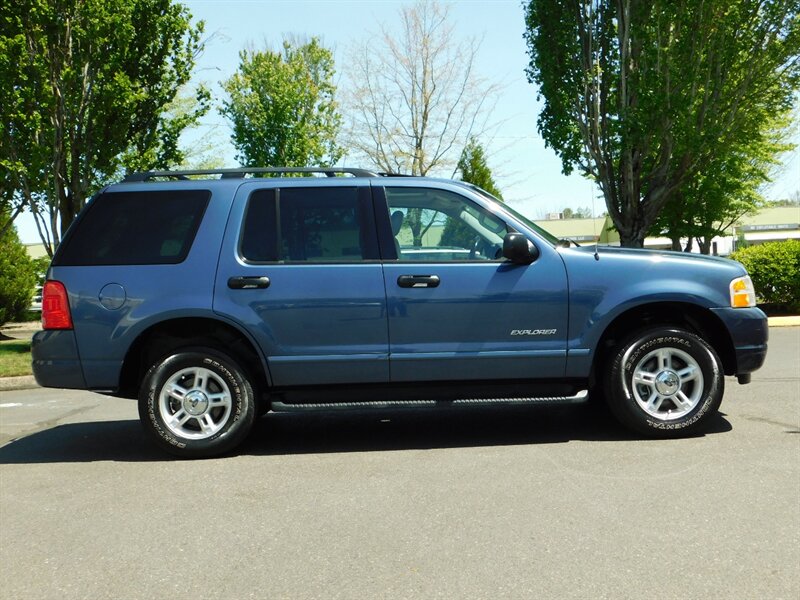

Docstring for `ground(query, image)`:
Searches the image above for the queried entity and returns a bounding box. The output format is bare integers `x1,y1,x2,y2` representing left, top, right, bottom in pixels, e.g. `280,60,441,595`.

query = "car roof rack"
123,167,379,182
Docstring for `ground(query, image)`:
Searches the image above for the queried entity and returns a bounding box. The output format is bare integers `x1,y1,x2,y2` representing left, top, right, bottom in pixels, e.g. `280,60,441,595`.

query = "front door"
380,184,569,382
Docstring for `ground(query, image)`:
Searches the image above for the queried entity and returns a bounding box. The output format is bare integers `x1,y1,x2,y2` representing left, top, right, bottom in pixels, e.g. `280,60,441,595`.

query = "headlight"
730,276,756,308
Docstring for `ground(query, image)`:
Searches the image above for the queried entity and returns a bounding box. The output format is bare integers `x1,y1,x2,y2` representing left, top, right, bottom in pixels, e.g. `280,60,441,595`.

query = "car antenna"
591,182,600,261
589,24,601,263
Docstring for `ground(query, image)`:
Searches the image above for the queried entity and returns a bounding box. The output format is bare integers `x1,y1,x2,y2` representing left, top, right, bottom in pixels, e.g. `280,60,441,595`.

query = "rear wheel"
604,328,724,437
139,348,256,458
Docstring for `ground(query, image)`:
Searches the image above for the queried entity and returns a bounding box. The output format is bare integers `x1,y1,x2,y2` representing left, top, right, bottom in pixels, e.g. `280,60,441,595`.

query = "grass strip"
0,340,32,377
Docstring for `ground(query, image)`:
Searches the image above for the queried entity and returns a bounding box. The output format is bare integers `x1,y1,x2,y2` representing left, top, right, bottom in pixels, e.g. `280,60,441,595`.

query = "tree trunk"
610,202,647,248
617,226,646,248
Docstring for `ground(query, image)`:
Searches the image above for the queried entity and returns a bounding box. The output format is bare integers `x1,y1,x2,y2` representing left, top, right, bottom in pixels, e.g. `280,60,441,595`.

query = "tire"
138,347,256,458
604,328,724,437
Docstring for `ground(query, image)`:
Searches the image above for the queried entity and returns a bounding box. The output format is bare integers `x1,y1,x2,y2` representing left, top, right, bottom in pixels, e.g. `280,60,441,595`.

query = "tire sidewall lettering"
201,357,244,423
607,328,723,437
624,336,692,373
139,348,256,458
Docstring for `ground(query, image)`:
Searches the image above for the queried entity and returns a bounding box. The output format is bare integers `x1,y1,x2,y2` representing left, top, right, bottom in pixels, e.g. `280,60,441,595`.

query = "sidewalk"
767,316,800,327
0,321,41,341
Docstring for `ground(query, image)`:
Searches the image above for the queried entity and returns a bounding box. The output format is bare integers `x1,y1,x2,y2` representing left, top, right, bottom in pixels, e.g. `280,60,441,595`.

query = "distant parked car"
29,285,43,312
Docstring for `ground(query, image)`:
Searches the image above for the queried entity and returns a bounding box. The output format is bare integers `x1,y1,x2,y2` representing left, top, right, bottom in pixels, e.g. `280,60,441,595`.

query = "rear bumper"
31,330,87,389
710,307,769,376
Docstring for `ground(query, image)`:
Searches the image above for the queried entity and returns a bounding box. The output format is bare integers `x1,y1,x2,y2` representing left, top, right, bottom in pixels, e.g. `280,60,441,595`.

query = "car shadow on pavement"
241,404,733,456
0,420,163,464
0,404,733,463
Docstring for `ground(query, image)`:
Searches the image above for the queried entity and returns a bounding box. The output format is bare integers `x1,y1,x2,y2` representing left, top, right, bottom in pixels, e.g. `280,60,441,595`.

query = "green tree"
440,138,503,248
561,207,592,219
120,83,212,175
0,0,207,254
0,217,38,327
457,138,503,199
653,112,794,254
221,38,342,168
764,196,800,207
523,0,800,248
168,86,226,171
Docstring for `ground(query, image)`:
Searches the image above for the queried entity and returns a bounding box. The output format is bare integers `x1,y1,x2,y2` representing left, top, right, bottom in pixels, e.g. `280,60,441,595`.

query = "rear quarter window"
54,190,210,266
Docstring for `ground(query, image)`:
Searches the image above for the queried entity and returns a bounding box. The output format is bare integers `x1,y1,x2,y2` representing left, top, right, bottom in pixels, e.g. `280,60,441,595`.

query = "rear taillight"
42,281,73,330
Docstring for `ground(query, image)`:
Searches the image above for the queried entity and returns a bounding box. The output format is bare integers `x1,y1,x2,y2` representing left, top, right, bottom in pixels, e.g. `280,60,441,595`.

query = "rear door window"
55,190,210,266
239,186,377,262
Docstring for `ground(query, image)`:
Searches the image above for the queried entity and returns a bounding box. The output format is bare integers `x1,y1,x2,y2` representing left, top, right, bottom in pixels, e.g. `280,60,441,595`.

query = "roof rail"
123,167,379,182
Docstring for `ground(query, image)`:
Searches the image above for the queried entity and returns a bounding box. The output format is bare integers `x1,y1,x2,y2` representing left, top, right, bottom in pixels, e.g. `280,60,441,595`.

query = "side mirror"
503,232,539,264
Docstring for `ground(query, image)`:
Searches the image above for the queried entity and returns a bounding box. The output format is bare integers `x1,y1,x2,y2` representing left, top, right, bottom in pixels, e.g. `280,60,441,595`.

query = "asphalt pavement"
0,327,798,599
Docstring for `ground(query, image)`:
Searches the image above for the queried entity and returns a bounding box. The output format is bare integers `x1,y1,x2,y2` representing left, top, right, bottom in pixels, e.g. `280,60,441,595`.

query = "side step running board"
271,390,589,412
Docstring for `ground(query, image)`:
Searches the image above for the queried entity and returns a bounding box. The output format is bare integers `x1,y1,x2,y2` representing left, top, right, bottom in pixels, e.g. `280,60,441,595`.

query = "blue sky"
15,0,799,243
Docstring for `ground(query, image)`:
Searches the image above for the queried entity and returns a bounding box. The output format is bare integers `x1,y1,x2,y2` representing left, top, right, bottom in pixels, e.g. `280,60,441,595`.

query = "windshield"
463,183,561,246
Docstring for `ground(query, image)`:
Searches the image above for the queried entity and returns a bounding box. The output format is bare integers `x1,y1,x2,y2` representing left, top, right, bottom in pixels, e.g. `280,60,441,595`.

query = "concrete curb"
0,375,37,392
1,318,797,393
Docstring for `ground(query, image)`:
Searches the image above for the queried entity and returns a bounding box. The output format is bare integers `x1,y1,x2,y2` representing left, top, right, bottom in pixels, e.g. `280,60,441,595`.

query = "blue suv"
32,168,769,457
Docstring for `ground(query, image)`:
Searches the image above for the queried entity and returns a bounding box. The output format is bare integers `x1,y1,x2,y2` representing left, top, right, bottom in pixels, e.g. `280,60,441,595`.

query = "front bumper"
710,307,769,376
31,329,87,389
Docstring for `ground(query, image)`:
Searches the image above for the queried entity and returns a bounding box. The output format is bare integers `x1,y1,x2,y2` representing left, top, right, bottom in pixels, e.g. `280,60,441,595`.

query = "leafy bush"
731,240,800,311
0,223,39,327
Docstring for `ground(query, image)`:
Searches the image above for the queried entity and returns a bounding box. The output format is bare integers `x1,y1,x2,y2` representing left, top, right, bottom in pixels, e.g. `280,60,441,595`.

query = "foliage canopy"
524,0,800,247
651,112,794,253
0,0,207,253
220,38,343,168
0,219,38,327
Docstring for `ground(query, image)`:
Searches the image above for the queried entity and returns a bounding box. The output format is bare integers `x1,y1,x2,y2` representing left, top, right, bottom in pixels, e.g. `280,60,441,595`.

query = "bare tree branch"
344,0,502,177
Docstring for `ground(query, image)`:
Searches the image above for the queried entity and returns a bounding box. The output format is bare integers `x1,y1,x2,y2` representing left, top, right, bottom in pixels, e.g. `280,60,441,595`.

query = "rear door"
378,183,569,382
213,179,389,387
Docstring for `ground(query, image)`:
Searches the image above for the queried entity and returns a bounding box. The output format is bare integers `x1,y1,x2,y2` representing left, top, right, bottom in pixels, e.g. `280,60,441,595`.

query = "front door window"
385,187,508,262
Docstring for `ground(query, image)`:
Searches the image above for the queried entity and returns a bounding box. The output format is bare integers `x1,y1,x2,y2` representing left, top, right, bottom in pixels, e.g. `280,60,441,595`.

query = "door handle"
228,276,270,289
397,275,440,288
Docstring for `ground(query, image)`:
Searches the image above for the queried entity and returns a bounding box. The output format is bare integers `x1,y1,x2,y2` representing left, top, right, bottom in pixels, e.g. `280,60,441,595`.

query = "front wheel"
604,328,724,437
139,348,256,458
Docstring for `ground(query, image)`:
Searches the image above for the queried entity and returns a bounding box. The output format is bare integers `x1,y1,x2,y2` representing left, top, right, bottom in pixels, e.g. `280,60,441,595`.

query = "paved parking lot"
1,327,798,599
